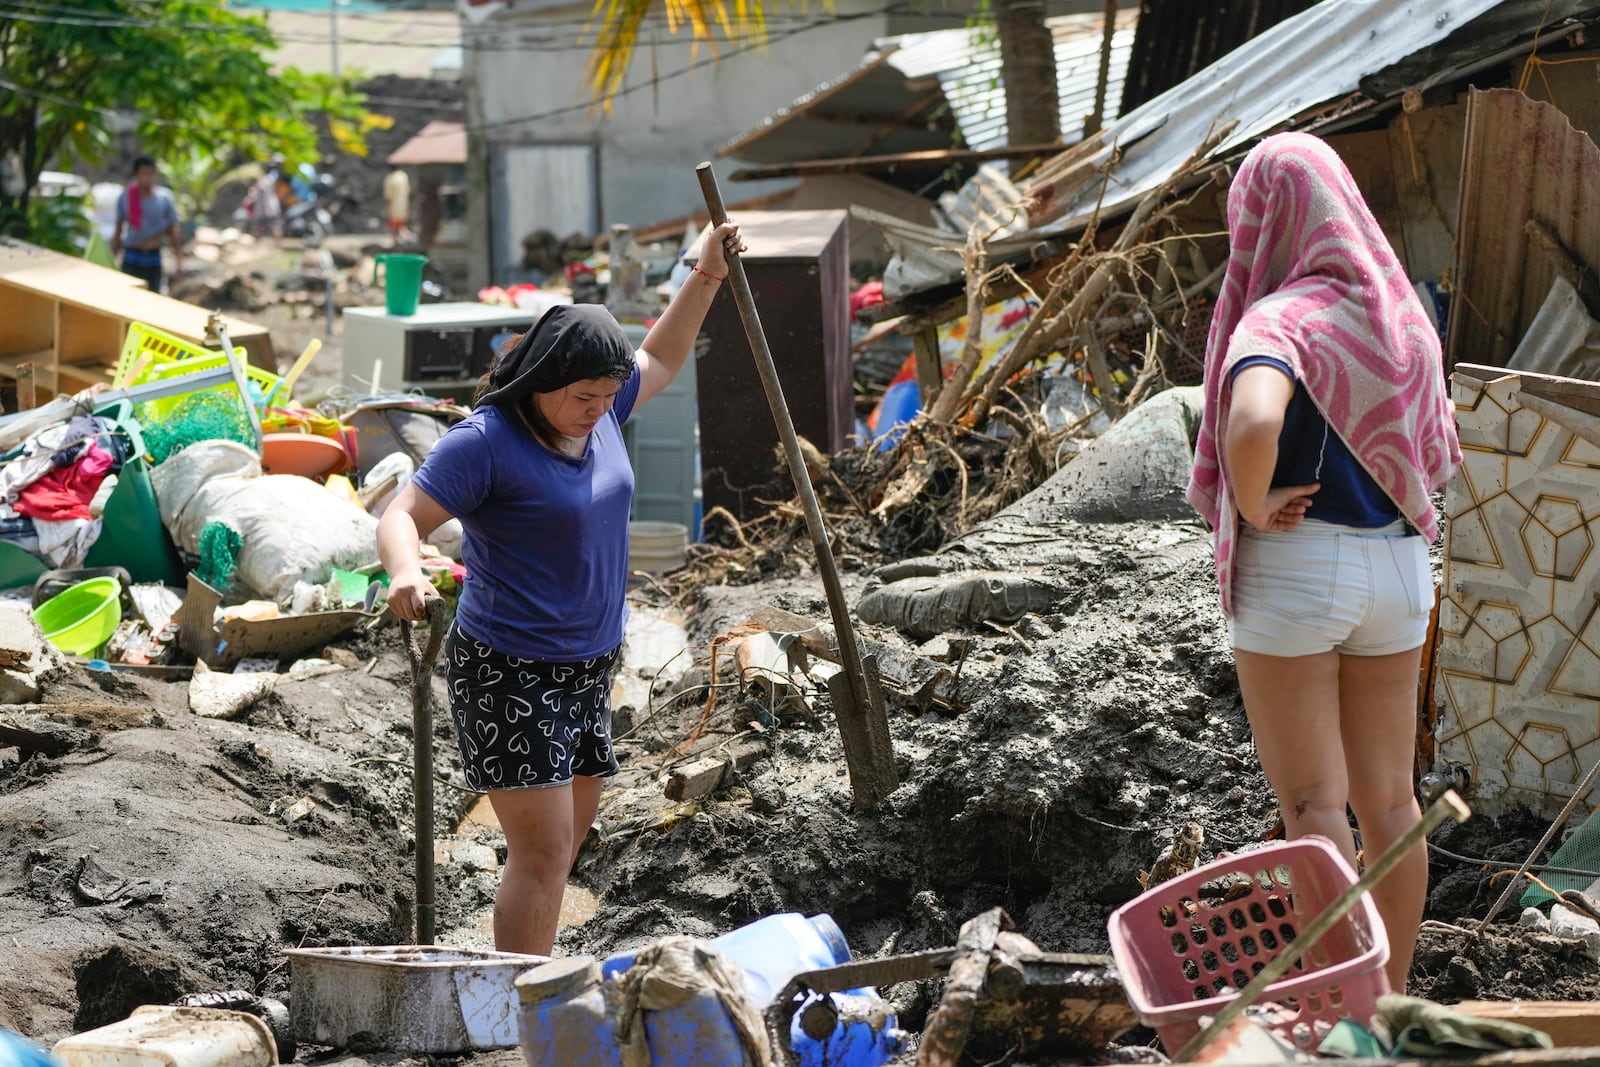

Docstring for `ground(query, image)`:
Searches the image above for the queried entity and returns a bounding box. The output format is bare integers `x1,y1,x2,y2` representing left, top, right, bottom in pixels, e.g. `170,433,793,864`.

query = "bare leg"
1340,646,1427,993
488,785,576,955
1234,649,1355,863
569,774,604,868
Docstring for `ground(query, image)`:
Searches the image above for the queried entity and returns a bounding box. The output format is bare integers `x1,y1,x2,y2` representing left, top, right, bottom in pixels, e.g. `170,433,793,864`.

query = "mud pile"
575,499,1600,1030
573,518,1274,963
0,641,479,1041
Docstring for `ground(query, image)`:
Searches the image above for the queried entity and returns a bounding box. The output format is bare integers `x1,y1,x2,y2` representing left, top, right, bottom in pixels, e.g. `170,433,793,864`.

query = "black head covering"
477,304,635,407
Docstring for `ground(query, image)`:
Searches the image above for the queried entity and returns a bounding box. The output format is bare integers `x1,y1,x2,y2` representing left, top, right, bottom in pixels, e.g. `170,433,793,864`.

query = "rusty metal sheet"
1446,88,1600,370
1436,364,1600,817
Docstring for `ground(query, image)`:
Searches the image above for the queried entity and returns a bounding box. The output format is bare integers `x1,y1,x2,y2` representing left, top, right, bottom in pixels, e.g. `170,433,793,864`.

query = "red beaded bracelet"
693,264,726,282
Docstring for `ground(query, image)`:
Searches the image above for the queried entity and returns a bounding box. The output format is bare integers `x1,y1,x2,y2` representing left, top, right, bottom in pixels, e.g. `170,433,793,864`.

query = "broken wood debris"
744,604,963,712
918,907,1008,1067
662,736,770,802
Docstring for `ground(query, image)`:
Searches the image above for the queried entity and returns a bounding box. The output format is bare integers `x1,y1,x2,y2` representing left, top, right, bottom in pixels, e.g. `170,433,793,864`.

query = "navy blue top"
1232,356,1399,528
412,365,642,661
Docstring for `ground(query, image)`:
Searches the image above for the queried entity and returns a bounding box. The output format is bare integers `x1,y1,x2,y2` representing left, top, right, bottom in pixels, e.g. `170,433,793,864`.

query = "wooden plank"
0,349,54,376
1455,1002,1600,1051
57,361,115,387
662,737,771,802
16,363,35,411
744,602,961,711
912,326,943,406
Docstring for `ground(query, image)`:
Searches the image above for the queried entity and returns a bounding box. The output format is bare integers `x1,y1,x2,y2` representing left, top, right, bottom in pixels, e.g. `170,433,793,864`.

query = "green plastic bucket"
34,576,122,655
375,253,427,316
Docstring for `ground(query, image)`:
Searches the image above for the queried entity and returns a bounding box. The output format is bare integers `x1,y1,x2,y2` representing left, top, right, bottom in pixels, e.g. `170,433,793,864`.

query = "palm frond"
586,0,794,110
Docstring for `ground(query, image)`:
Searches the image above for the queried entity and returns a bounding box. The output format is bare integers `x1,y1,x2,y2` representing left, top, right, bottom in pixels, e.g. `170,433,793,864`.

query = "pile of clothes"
0,414,131,568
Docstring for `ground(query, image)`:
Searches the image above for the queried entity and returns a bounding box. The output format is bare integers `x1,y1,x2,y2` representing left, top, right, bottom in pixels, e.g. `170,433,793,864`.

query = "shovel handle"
693,163,898,809
403,596,448,945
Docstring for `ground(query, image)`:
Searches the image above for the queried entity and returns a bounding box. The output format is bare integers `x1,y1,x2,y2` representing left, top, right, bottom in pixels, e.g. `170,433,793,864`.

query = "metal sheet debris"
1447,88,1600,369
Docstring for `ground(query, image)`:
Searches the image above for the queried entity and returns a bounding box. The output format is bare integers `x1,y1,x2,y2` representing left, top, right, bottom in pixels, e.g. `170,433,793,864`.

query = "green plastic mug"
375,253,428,316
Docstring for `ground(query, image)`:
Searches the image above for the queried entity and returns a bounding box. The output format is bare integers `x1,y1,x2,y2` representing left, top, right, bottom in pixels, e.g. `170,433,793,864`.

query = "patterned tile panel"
1437,368,1600,817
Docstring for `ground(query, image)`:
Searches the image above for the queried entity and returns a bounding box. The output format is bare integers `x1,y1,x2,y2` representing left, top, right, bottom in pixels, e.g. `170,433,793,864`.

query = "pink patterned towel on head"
1185,132,1461,617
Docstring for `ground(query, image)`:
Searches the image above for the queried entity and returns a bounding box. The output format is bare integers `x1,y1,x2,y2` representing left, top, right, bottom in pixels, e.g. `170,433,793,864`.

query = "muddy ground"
2,512,1596,1059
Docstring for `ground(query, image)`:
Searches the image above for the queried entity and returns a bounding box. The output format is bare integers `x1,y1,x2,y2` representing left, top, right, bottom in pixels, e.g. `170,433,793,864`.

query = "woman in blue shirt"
377,222,741,954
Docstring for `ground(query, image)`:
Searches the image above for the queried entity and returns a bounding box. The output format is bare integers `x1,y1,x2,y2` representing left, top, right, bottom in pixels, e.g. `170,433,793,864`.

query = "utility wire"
0,1,936,145
0,0,945,50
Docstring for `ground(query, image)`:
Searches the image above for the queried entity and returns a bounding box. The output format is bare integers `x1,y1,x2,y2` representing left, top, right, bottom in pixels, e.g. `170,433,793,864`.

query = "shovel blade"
825,653,897,808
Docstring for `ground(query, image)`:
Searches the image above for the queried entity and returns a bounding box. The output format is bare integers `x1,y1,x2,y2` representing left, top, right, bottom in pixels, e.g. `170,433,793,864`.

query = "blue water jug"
601,914,904,1067
0,1031,56,1067
517,958,623,1066
518,954,759,1067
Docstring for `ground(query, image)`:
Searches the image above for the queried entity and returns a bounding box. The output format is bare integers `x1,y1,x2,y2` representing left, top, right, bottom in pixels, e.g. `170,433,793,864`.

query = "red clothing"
16,441,114,521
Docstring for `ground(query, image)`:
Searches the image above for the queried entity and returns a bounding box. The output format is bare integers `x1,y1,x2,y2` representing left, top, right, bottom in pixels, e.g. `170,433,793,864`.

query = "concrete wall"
465,0,916,285
463,0,1129,287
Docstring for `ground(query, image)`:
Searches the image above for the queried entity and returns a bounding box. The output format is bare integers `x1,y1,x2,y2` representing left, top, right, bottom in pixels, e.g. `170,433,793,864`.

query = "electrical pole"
330,0,341,77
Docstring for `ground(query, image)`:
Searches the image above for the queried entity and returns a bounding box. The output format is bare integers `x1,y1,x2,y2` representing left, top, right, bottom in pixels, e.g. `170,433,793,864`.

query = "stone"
0,601,68,704
1520,906,1554,932
435,840,499,873
1549,902,1600,959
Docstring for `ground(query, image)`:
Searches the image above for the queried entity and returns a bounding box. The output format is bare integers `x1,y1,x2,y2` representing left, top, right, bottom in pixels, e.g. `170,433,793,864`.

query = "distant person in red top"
111,157,184,293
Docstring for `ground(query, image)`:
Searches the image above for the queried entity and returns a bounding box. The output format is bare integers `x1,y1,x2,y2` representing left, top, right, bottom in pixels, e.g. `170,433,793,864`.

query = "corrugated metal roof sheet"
880,11,1139,154
879,0,1528,300
719,10,1135,168
1446,88,1600,368
1023,0,1506,233
717,51,955,166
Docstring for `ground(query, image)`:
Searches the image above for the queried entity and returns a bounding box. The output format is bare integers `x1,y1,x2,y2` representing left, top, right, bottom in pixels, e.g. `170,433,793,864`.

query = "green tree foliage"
0,0,375,237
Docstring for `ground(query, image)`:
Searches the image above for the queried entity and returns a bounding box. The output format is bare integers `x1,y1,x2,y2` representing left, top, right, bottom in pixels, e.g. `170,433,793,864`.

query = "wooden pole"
695,162,898,808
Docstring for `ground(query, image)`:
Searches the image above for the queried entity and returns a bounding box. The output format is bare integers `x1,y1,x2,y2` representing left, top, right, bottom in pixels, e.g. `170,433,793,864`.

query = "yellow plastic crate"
115,322,281,422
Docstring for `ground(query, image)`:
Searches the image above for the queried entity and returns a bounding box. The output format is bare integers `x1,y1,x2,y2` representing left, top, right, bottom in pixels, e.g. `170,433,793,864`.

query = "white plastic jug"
53,1006,275,1067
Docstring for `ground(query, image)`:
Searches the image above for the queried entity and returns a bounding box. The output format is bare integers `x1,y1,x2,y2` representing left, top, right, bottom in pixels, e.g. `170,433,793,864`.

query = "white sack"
152,441,379,600
189,659,277,719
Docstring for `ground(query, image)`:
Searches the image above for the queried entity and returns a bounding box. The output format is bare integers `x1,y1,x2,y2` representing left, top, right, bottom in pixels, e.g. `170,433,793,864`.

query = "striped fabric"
1186,132,1461,617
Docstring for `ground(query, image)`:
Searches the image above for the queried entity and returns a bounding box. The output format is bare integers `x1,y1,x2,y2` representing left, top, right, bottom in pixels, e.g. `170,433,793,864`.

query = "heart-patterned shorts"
444,623,621,791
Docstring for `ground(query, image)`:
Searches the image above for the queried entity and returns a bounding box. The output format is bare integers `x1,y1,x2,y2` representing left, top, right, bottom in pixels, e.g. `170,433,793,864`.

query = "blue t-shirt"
1232,356,1399,528
412,365,642,661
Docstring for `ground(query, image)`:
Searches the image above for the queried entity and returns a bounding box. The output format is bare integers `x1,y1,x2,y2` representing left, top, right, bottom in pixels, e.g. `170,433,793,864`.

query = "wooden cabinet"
0,240,272,402
694,209,851,521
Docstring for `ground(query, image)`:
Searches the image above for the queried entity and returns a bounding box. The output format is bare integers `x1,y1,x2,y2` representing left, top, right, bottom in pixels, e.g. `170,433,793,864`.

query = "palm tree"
584,0,1062,150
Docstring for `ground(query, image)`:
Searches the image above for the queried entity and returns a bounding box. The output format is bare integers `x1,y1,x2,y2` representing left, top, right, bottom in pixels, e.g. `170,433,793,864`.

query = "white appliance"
342,303,541,394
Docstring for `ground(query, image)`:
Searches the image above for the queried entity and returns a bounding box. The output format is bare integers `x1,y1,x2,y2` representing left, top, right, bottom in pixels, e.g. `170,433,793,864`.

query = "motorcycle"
235,162,336,242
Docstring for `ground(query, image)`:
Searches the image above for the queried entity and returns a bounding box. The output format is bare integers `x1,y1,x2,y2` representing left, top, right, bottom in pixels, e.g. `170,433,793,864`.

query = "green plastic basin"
34,576,122,655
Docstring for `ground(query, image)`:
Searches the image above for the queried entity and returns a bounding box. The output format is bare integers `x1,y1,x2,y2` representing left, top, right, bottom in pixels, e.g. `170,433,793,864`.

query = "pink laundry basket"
1108,837,1390,1054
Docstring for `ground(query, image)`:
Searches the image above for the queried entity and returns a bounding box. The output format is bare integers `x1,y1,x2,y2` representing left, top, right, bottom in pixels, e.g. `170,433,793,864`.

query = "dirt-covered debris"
568,517,1270,966
0,643,477,1042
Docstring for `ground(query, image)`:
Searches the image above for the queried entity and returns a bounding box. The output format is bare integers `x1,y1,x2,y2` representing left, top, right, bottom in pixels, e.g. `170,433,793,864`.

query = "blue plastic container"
600,914,903,1067
516,958,624,1067
518,955,753,1067
0,1031,56,1067
872,379,921,451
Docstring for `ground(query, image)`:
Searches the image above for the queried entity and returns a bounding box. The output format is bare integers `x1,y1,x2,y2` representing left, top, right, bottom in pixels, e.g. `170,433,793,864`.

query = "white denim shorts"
1229,519,1431,658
